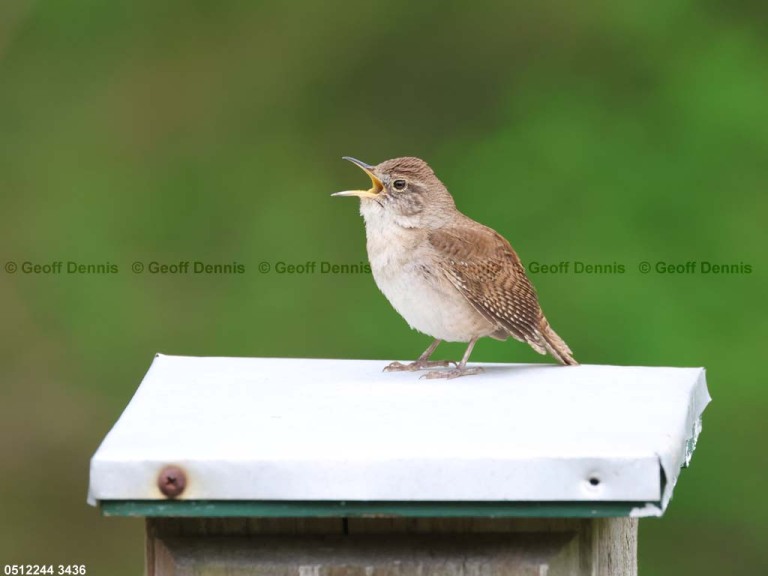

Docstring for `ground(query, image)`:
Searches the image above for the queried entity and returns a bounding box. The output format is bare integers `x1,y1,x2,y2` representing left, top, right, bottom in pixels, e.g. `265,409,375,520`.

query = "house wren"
333,156,577,379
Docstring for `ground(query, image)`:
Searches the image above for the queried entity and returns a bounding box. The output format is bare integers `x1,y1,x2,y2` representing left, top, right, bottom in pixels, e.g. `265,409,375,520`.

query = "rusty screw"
158,465,186,498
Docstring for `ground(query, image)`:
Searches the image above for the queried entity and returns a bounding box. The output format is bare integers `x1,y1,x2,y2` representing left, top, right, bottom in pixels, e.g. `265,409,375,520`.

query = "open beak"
332,157,384,199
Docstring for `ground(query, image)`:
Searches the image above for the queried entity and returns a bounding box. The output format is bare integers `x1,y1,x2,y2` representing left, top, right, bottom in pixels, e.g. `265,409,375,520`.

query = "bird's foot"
420,366,484,380
384,359,456,372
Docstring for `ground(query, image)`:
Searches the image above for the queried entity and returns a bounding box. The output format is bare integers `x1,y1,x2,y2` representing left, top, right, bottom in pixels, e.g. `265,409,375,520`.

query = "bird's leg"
422,337,484,379
383,339,456,372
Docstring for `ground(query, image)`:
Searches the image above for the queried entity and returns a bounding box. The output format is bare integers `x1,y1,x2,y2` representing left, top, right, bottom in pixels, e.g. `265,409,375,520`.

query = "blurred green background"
1,0,766,574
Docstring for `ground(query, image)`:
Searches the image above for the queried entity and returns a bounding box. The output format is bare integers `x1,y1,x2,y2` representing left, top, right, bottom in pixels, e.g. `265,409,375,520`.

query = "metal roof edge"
100,499,660,519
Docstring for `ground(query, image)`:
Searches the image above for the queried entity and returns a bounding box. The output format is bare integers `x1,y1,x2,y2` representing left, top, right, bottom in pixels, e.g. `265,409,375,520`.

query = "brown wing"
428,221,548,354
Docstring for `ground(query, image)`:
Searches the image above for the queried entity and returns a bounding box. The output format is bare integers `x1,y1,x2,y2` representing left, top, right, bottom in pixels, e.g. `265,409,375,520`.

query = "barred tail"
539,318,578,366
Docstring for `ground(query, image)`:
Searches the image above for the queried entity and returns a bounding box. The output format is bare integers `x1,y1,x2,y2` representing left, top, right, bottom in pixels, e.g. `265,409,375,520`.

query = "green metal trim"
101,500,652,518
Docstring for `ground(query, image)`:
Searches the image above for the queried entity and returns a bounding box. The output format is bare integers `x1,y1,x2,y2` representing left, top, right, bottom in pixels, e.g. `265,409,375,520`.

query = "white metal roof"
88,355,709,517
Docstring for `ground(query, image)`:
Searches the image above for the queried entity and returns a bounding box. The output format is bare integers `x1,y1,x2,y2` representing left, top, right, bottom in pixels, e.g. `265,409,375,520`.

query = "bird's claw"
420,366,484,380
384,360,456,372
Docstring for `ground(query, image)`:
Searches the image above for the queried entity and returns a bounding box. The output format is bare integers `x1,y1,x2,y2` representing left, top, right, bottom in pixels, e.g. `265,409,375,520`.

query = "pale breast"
362,209,495,342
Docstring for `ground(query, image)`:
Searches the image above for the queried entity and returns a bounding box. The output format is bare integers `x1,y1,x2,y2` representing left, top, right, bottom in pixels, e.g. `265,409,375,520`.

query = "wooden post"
145,517,637,576
89,355,709,576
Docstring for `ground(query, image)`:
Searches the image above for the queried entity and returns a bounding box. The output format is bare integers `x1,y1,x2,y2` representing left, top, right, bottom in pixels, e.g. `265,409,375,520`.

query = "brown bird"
333,156,577,378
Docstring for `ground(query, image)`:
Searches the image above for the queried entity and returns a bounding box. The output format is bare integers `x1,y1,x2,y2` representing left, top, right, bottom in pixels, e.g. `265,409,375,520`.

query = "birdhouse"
88,355,710,575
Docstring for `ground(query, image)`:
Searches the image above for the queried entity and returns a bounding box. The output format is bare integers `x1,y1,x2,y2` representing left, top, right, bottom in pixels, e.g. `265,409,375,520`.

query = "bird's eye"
393,179,407,191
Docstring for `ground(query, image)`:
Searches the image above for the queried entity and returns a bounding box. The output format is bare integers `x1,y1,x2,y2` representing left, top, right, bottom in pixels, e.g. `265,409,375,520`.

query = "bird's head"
333,156,456,226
